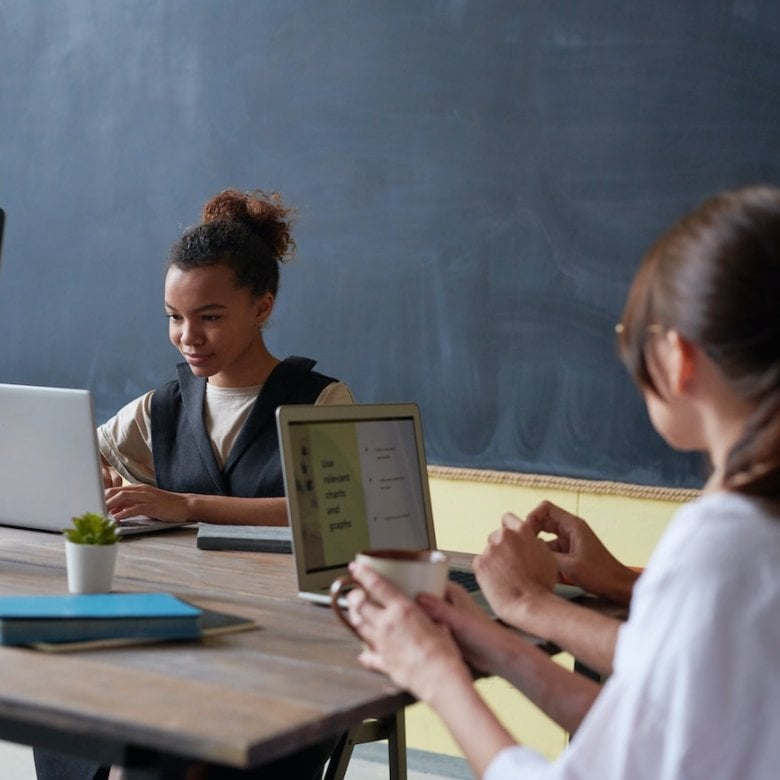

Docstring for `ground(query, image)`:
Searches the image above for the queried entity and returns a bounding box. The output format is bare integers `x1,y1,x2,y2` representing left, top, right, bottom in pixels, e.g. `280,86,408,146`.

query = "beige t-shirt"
98,380,355,485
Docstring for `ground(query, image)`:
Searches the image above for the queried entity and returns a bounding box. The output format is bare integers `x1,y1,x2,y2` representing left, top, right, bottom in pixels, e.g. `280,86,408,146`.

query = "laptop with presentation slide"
276,402,485,605
0,383,190,536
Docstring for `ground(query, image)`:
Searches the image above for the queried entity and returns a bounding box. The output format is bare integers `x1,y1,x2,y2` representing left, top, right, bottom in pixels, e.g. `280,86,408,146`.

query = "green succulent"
63,512,119,545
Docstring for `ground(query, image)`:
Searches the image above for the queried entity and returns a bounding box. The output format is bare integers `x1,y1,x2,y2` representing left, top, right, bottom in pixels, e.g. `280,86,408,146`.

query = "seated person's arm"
98,393,290,525
501,591,623,678
526,501,640,606
474,503,637,676
431,580,603,733
346,566,602,777
105,486,289,525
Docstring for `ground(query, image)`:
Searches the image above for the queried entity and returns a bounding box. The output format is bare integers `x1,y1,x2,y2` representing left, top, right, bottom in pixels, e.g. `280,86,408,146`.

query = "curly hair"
168,189,297,297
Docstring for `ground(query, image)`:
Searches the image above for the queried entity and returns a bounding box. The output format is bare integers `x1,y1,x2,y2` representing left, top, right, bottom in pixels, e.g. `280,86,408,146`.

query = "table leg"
324,710,407,780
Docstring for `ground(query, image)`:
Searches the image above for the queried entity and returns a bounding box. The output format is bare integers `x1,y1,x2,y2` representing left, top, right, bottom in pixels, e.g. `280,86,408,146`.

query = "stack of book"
0,592,254,651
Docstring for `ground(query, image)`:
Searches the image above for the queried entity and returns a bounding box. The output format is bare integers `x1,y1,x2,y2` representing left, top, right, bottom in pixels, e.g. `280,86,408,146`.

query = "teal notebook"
32,606,257,653
0,593,202,646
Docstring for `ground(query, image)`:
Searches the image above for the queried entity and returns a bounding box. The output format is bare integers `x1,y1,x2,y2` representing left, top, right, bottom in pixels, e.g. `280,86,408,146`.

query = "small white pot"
65,540,119,594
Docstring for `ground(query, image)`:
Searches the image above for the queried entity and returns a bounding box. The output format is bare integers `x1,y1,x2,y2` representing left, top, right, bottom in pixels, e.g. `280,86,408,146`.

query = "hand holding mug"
330,549,448,638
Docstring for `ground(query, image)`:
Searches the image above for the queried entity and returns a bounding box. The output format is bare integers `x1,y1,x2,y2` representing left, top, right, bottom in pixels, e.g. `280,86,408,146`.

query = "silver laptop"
276,402,486,604
0,383,190,536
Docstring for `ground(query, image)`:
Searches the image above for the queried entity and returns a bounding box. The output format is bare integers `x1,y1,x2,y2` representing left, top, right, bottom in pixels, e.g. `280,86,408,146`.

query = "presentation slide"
289,418,430,571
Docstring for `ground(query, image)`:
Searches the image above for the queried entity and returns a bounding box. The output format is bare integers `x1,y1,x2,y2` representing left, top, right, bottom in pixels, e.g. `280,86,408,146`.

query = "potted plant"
63,512,120,594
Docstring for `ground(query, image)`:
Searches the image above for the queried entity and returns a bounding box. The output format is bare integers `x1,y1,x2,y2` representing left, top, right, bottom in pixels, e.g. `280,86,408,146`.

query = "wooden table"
0,526,410,778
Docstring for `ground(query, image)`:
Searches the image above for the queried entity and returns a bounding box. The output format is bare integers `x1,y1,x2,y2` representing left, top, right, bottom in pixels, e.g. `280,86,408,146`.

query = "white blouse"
485,492,780,780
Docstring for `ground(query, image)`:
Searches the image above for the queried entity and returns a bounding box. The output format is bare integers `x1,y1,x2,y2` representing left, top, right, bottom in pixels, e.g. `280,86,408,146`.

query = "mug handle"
329,575,361,639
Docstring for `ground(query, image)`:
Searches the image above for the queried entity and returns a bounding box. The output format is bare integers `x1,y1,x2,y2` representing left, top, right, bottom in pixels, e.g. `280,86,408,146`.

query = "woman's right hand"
525,501,639,605
105,483,192,523
344,564,474,706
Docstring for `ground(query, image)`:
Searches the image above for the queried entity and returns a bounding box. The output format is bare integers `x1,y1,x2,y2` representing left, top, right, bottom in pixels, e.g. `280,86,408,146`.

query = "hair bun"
201,188,296,261
201,189,251,224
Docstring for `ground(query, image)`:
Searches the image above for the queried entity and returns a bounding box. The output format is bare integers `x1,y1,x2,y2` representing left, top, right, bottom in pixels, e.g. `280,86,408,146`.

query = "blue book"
0,593,202,646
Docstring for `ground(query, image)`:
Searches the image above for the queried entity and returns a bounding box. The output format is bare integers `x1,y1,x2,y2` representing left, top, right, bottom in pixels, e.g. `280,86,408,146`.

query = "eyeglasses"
614,323,664,336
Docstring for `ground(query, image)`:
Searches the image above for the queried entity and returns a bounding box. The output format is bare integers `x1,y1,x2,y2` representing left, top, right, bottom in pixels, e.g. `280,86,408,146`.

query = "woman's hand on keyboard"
105,483,192,523
473,512,559,631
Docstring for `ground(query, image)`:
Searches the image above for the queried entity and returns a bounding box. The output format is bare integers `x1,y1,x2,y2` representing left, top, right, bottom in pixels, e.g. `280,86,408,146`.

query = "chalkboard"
2,1,780,489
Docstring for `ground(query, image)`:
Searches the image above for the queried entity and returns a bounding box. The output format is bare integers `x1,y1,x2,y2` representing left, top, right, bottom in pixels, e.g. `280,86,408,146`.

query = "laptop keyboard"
110,514,156,527
448,568,479,593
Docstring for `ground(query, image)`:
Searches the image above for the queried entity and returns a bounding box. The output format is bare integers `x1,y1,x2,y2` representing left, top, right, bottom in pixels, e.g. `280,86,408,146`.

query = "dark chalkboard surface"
2,2,779,489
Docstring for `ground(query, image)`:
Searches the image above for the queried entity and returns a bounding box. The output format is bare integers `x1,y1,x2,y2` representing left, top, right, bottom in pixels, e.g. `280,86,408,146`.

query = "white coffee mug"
330,548,448,637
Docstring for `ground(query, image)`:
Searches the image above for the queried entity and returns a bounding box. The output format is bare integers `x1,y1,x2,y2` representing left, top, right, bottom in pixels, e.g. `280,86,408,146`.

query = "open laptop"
276,402,494,606
0,383,190,536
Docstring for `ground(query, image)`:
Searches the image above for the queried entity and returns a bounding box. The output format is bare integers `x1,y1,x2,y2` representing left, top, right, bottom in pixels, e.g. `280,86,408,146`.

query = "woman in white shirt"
342,185,780,779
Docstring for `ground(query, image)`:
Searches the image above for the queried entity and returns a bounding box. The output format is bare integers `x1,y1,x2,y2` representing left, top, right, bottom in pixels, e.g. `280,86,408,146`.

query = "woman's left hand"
473,512,559,629
345,562,474,706
105,483,192,522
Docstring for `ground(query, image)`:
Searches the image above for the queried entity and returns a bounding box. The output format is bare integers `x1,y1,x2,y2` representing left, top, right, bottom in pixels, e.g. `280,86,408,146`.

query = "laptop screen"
0,383,190,536
0,384,106,532
279,405,434,578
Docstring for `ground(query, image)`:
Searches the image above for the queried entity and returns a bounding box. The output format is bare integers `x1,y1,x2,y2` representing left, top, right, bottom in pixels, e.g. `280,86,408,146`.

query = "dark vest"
150,356,337,498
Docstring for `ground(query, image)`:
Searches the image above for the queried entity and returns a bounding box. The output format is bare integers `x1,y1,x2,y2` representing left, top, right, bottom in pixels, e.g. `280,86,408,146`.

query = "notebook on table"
196,523,292,553
0,592,256,650
0,383,191,536
0,592,202,646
